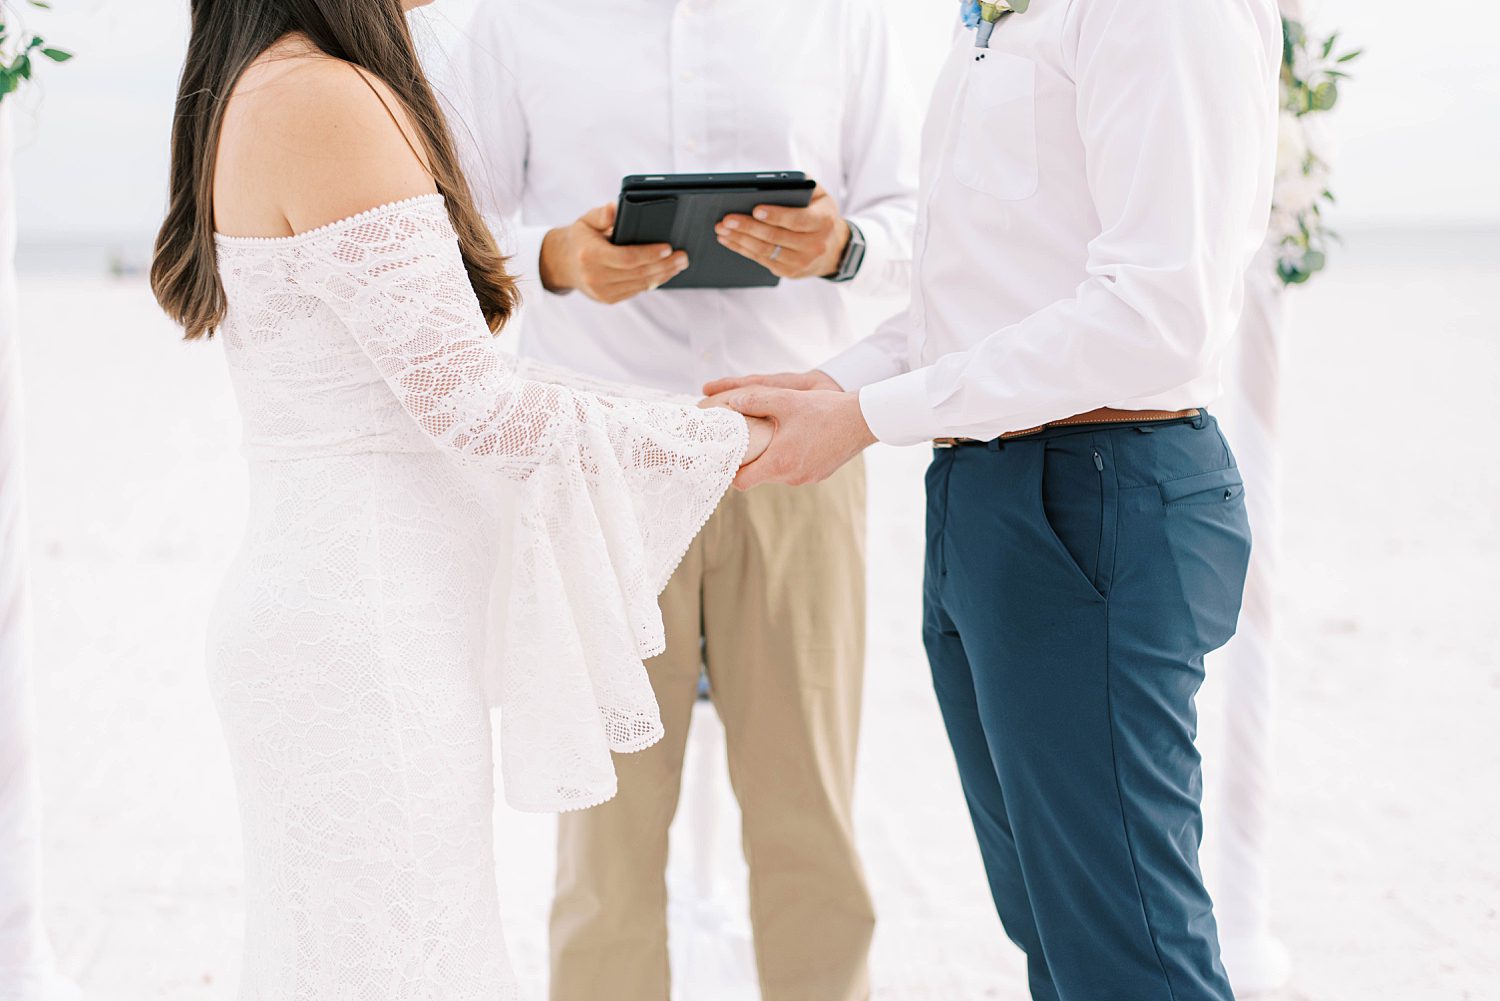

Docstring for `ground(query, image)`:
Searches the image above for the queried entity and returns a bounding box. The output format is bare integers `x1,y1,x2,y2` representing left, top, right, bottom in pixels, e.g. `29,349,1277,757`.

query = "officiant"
445,4,917,1000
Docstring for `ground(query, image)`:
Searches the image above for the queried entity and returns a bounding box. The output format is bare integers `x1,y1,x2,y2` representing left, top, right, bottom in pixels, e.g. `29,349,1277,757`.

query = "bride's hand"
698,394,773,466
742,416,774,467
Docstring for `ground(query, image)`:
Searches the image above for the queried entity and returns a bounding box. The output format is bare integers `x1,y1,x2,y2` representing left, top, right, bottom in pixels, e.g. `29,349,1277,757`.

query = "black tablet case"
611,172,816,289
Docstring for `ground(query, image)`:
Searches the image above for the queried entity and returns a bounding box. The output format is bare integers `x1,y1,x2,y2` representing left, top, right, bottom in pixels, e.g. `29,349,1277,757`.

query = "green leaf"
1277,259,1309,285
1337,48,1364,63
29,0,54,8
1310,80,1339,111
40,47,72,62
1281,20,1299,67
14,54,30,79
0,73,17,98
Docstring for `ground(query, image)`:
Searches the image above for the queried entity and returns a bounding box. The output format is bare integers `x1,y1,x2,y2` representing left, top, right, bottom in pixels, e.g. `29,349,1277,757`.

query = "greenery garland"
1272,18,1362,285
0,0,71,104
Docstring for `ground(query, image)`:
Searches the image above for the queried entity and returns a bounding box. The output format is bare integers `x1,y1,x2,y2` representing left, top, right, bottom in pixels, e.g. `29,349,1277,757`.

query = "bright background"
6,1,1499,1000
6,0,1500,263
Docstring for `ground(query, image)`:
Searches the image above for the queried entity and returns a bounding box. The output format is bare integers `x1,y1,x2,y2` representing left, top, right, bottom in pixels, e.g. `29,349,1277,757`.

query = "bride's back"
212,37,436,242
208,39,459,462
151,12,517,344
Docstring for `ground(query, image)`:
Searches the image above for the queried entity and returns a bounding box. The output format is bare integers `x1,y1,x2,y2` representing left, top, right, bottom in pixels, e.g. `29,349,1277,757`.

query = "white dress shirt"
446,0,918,396
820,0,1283,445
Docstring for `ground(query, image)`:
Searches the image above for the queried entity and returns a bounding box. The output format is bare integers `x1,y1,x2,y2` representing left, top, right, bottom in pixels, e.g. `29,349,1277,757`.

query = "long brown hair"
151,0,518,340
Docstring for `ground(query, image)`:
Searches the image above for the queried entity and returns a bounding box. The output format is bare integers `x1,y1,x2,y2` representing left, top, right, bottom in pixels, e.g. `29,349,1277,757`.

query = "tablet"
611,171,816,289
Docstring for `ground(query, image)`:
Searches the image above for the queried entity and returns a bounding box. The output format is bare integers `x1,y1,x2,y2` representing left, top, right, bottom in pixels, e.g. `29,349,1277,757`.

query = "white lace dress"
208,195,746,999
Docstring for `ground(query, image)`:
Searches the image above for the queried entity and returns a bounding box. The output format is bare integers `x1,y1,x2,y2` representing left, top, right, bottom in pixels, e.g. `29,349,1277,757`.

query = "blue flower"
960,1,983,28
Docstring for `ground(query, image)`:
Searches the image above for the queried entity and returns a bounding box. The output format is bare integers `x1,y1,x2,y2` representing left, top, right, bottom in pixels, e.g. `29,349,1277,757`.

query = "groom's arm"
707,0,1281,488
854,0,1282,445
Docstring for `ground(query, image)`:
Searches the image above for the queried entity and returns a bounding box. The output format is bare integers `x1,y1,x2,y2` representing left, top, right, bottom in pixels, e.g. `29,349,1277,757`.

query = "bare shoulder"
218,50,437,236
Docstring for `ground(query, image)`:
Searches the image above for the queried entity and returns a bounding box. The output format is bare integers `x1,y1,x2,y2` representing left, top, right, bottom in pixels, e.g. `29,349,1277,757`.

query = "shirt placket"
670,0,711,172
669,0,721,384
912,58,969,369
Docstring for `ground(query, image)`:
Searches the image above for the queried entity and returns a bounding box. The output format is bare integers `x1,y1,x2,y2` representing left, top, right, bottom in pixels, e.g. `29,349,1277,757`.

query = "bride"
149,0,771,996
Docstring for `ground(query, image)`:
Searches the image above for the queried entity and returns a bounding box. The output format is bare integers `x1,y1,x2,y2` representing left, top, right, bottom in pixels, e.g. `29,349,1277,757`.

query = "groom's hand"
703,370,842,396
539,203,689,304
700,384,875,490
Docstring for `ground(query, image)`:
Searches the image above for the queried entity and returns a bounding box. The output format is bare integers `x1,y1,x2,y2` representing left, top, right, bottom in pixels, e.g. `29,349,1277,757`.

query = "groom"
707,0,1283,998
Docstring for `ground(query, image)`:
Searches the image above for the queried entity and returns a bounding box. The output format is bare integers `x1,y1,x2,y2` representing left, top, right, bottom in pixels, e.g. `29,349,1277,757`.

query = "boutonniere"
960,0,1030,49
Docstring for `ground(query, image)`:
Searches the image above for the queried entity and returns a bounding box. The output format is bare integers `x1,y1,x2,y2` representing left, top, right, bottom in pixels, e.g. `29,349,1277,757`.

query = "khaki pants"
549,459,873,1001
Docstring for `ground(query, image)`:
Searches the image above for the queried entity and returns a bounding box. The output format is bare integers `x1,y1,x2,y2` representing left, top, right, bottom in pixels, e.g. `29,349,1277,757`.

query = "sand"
14,230,1499,998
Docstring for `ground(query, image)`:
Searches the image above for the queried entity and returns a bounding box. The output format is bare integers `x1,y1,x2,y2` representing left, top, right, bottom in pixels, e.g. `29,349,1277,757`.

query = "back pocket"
1159,467,1245,507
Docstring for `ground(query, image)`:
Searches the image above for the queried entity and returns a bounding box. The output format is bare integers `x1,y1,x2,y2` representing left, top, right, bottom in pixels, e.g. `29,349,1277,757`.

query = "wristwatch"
823,220,867,284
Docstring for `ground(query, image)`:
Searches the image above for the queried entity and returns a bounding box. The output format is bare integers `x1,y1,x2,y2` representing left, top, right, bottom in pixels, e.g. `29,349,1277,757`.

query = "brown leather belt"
933,407,1201,448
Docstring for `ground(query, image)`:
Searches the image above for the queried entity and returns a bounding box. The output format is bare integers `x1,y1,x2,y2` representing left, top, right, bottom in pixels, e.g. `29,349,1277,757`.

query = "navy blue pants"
924,413,1250,1001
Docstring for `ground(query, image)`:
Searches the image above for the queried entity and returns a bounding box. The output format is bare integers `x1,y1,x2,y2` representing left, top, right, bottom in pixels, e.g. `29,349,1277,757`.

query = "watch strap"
824,220,867,283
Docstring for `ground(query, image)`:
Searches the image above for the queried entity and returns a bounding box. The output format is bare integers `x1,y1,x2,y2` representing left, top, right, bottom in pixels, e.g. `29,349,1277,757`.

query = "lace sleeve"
287,196,748,812
283,196,744,483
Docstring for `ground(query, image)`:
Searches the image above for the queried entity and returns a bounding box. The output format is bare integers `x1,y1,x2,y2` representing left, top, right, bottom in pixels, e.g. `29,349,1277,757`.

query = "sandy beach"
14,229,1500,999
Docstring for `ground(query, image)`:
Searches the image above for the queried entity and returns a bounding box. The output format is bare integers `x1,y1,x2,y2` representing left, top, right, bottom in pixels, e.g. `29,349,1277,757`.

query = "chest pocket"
952,52,1039,201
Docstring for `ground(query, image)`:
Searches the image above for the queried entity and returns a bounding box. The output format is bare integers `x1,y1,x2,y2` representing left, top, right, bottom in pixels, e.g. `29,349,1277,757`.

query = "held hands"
701,371,875,490
714,186,850,280
742,415,775,467
539,203,689,304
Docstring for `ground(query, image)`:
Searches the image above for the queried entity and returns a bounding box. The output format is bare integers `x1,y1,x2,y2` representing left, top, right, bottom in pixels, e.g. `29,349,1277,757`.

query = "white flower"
1268,205,1300,245
1274,169,1326,219
1276,111,1309,179
1299,113,1335,171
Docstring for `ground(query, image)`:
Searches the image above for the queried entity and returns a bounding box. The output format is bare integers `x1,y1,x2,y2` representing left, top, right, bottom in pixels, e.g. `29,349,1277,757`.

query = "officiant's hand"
539,203,689,303
714,186,850,280
701,382,874,489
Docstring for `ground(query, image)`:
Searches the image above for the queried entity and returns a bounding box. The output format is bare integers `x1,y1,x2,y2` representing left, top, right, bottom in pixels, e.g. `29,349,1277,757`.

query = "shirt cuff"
818,338,907,393
858,368,943,447
507,223,553,299
841,215,909,298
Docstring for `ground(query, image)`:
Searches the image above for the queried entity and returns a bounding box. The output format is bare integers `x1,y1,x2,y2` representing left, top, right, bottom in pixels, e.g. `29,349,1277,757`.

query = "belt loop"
1191,410,1207,430
986,437,1003,452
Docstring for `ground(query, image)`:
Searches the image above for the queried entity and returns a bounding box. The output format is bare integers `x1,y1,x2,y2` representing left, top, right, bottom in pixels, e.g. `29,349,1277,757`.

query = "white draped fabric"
0,103,76,1001
1200,262,1294,997
1199,0,1303,992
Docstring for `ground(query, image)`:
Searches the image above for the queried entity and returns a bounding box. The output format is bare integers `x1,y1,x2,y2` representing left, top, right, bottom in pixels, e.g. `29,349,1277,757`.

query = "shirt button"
683,139,698,152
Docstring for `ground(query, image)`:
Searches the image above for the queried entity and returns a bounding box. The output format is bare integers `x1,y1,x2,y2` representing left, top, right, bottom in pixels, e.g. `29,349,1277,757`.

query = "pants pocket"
1157,465,1252,652
1038,439,1115,601
1159,466,1245,507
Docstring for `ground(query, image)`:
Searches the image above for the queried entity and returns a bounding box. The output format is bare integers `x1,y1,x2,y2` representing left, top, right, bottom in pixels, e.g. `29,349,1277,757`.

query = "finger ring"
769,245,782,262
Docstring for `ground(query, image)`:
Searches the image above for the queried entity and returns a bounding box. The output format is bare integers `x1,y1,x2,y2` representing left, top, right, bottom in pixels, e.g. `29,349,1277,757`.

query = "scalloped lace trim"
214,193,446,248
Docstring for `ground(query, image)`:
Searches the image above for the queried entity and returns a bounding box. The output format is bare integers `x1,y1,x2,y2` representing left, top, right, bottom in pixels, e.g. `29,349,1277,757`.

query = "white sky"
6,0,1498,248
